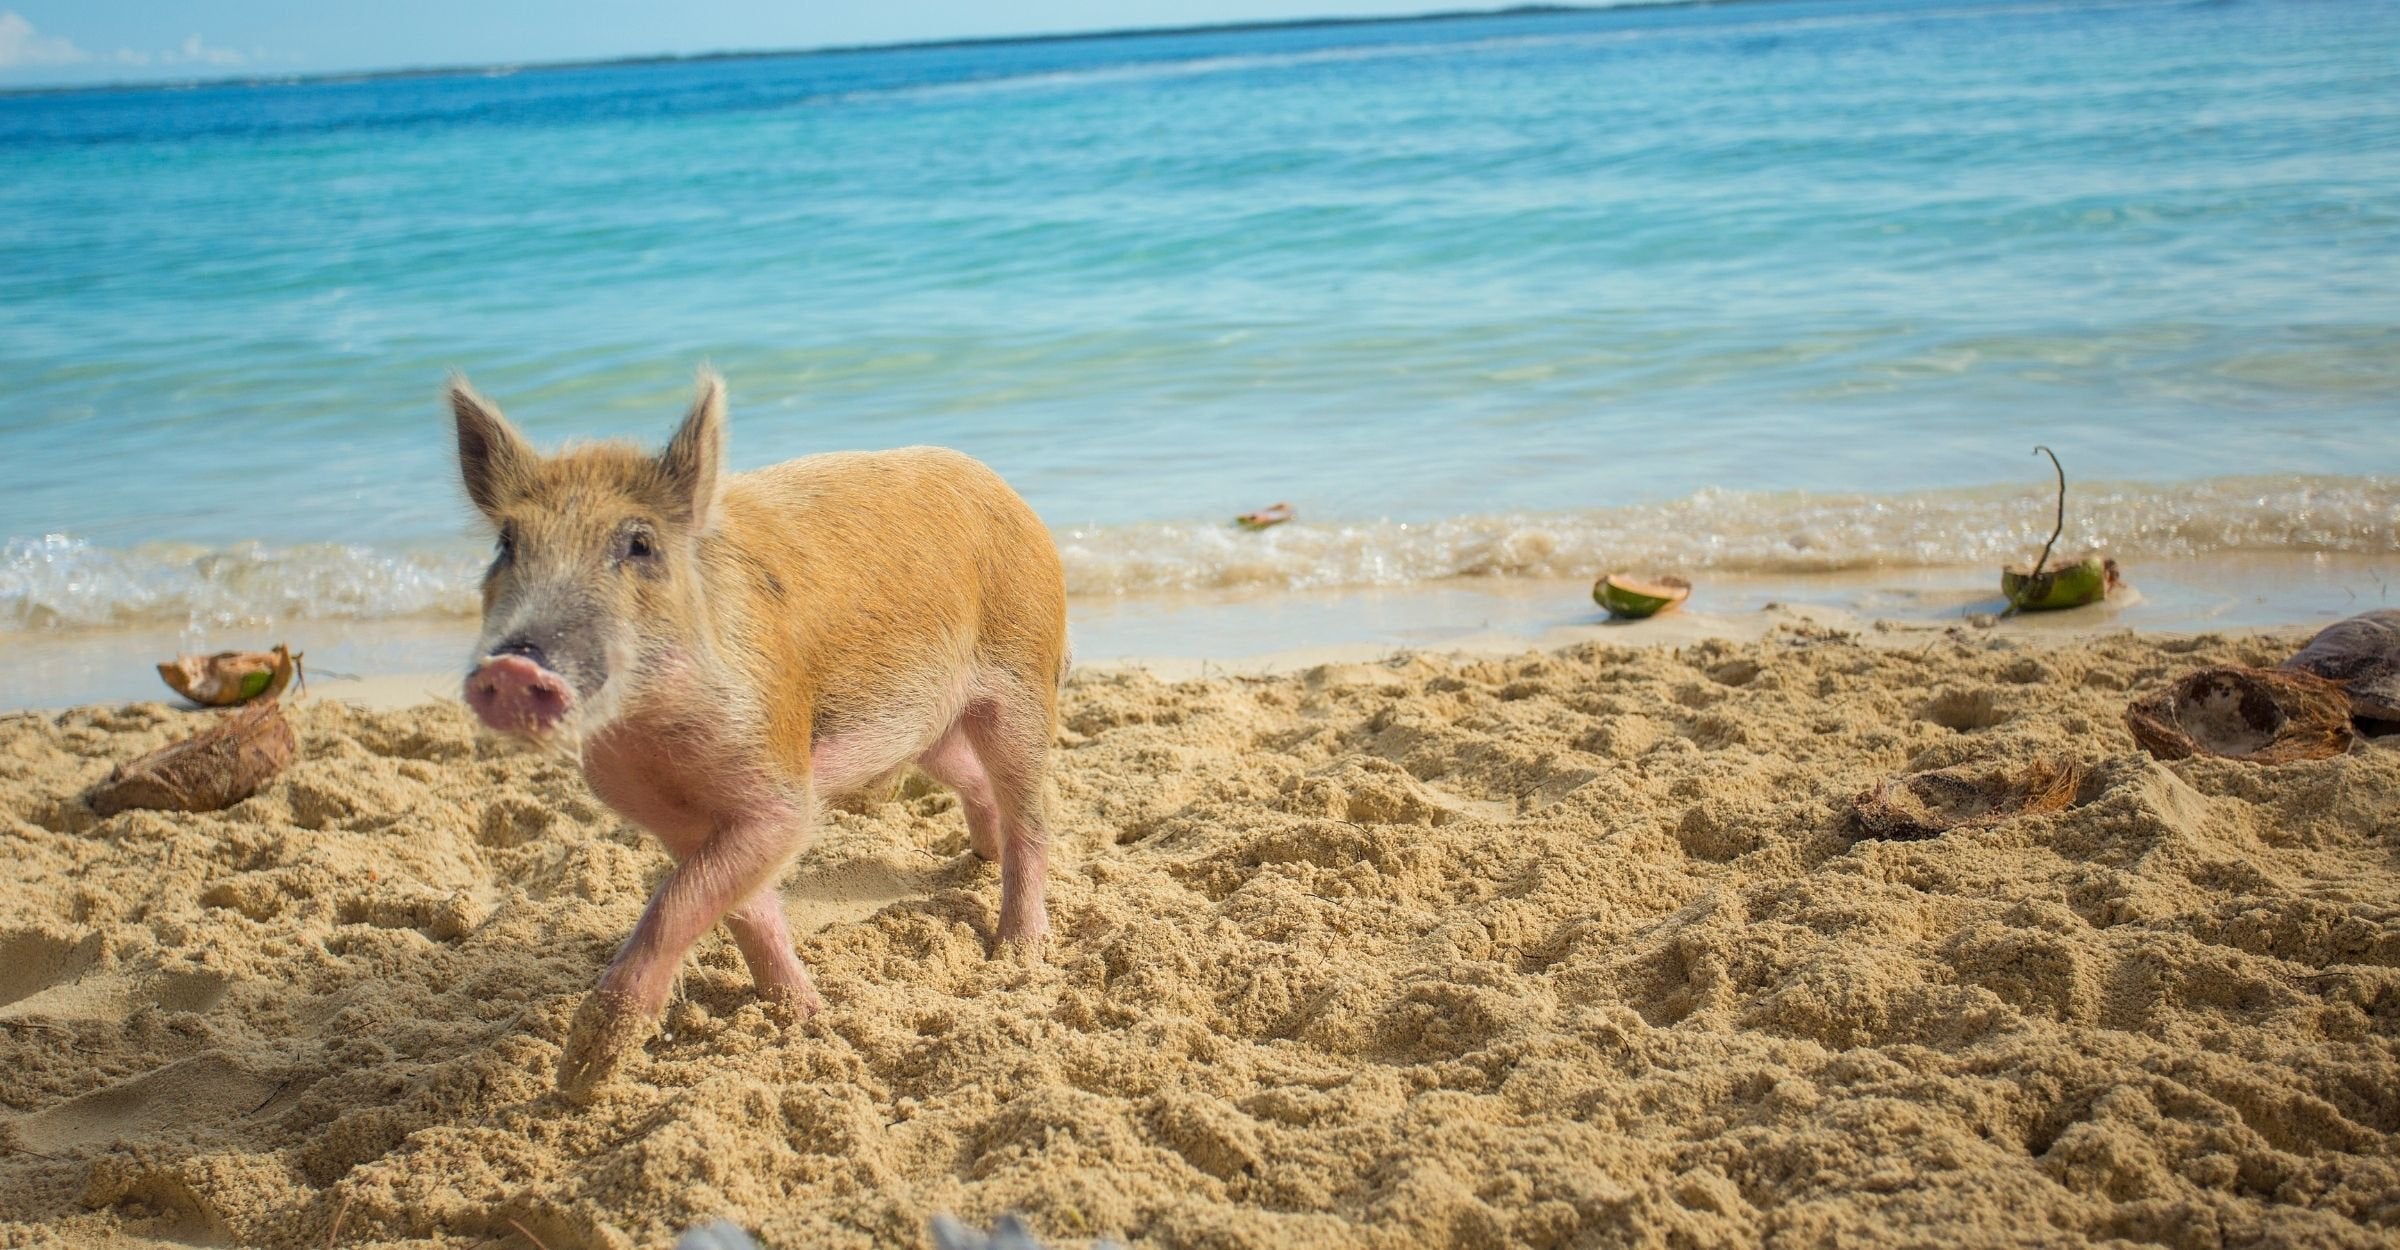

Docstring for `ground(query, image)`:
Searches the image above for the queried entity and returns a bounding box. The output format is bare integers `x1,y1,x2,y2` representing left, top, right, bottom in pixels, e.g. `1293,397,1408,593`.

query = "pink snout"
465,654,574,735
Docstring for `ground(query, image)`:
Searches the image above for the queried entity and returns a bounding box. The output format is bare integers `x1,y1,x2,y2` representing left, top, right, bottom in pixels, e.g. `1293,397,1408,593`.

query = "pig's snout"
466,652,574,735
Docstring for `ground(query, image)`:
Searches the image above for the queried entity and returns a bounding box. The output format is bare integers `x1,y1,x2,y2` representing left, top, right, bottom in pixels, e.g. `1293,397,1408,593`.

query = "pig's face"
449,372,724,740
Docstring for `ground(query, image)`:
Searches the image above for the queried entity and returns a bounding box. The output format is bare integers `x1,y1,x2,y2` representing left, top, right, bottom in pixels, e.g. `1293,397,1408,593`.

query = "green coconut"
1995,448,2123,616
1594,574,1691,619
2000,555,2119,612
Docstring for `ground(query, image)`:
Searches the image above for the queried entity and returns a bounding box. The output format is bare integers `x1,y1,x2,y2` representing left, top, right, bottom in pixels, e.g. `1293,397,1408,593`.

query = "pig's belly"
807,667,981,796
580,666,976,846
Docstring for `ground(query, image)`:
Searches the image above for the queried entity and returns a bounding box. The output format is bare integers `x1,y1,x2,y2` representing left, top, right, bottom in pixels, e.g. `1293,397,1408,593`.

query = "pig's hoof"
760,983,824,1024
556,990,654,1102
993,931,1050,968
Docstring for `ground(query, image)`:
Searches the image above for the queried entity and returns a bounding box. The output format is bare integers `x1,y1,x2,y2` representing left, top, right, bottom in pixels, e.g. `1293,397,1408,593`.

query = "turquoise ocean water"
2,0,2397,641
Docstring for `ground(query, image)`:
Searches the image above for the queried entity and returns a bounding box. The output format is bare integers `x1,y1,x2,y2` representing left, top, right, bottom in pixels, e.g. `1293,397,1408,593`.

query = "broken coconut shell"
86,699,297,816
2001,555,2120,612
157,644,301,707
2280,609,2400,723
1235,502,1294,531
2124,666,2354,764
1852,759,2083,841
1594,574,1692,619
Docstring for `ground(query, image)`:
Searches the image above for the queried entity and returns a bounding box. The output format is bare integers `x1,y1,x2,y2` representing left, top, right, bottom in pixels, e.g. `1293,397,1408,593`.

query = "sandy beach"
2,623,2394,1249
8,0,2400,1246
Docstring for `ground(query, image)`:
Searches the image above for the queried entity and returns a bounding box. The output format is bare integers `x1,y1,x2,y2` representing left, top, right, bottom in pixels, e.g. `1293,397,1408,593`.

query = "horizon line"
0,0,1749,99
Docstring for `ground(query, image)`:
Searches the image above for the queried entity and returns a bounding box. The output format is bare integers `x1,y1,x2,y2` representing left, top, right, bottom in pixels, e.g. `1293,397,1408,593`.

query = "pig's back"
710,447,1065,707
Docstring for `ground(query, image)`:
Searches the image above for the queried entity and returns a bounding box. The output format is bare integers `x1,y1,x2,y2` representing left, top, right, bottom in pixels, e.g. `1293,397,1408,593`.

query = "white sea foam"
1056,475,2398,594
5,476,2390,635
0,534,485,633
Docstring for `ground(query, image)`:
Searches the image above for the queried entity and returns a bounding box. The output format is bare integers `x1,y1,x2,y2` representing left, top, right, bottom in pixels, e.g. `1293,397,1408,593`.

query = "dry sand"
2,627,2396,1249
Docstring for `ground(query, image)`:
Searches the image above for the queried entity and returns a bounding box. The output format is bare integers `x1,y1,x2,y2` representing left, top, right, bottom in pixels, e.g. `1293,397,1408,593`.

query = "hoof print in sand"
0,928,102,1013
14,1053,286,1154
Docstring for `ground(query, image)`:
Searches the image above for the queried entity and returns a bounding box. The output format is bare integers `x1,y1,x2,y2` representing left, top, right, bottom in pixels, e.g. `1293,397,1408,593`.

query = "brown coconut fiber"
83,698,298,817
2124,665,2356,763
1851,758,2084,841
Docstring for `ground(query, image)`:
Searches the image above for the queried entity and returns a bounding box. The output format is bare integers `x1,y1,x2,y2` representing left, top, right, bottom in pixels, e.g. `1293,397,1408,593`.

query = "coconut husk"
157,644,302,707
2280,610,2400,723
86,700,297,816
1851,759,2083,841
2124,666,2354,764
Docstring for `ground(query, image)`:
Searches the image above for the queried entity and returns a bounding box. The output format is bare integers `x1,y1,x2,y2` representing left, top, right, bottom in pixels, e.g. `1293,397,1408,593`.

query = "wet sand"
5,552,2394,711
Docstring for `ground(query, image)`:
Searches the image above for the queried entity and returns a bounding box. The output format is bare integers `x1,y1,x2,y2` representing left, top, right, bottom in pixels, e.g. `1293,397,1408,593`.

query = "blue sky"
0,1,1493,86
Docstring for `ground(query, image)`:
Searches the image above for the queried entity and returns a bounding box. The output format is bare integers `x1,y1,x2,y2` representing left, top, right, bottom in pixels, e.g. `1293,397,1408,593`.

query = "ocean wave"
0,534,484,633
1056,475,2399,594
5,475,2392,633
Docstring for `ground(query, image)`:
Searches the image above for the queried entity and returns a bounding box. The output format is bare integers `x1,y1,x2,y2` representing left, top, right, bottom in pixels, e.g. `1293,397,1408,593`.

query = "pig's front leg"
557,793,810,1100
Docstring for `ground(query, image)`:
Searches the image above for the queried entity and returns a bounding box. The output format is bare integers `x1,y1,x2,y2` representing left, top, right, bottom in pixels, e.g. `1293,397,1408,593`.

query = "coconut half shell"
2124,666,2354,764
158,644,301,707
1852,759,2083,841
2280,610,2400,723
1595,574,1692,619
2001,555,2120,612
86,700,297,816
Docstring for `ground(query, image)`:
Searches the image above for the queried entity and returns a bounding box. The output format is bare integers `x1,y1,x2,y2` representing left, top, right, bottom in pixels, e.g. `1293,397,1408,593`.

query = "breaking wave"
6,475,2392,633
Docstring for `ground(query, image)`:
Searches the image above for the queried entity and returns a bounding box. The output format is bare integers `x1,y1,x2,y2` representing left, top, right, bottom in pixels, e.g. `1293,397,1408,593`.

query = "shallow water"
3,0,2397,651
6,553,2391,710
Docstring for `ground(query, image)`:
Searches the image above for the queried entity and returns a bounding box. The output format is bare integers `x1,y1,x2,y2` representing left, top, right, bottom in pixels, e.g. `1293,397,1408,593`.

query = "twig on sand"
505,1217,557,1250
248,1076,295,1116
0,1018,89,1054
326,1192,353,1249
2001,445,2067,619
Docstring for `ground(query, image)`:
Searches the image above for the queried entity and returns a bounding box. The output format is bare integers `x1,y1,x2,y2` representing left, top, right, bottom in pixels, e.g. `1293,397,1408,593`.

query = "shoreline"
3,552,2388,712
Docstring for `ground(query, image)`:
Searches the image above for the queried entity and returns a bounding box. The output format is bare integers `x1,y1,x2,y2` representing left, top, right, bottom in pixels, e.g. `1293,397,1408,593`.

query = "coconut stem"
2003,445,2067,619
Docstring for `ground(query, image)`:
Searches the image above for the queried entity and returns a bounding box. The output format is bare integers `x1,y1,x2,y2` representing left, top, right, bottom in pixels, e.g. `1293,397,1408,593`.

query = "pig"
448,369,1067,1099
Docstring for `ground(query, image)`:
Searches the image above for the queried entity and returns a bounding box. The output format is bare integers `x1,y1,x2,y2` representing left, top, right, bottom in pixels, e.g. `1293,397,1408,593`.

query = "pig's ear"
658,368,726,532
448,374,534,517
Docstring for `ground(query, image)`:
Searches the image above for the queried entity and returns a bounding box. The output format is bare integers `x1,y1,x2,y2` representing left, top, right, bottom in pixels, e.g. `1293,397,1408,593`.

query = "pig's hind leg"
916,720,1004,861
725,887,822,1015
958,684,1055,951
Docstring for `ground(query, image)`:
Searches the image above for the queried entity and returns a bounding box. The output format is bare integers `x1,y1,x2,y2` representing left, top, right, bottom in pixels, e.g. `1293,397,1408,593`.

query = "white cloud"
0,11,91,67
163,32,245,67
0,12,248,75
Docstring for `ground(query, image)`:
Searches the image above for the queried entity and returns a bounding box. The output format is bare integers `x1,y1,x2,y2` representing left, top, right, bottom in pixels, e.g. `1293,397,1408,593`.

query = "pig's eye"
494,527,516,563
617,525,659,567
